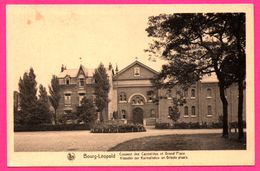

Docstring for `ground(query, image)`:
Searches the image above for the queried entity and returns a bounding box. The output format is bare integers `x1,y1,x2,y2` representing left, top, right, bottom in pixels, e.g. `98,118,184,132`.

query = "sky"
7,5,179,91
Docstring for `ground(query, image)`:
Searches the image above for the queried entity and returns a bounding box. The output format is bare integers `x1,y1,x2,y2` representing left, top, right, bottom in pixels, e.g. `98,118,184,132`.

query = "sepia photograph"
6,4,254,166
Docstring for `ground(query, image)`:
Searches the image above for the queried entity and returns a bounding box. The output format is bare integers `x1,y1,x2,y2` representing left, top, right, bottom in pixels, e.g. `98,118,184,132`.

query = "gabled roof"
58,69,78,78
57,65,95,78
114,60,159,79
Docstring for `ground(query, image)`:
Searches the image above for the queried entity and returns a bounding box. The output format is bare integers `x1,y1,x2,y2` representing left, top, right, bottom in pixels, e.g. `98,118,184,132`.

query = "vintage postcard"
6,4,254,167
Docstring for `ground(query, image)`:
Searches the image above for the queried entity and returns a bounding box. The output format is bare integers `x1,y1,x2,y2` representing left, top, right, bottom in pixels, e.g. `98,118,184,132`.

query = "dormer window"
134,67,140,77
65,77,70,85
78,75,85,87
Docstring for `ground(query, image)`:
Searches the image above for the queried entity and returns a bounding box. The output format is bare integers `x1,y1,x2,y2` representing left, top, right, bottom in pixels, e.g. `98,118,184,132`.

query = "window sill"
206,115,213,117
206,96,212,99
119,101,127,104
190,97,196,99
190,115,197,117
183,115,189,118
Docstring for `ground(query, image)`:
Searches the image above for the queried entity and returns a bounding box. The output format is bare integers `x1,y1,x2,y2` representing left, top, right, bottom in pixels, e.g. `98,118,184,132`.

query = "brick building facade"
56,60,246,126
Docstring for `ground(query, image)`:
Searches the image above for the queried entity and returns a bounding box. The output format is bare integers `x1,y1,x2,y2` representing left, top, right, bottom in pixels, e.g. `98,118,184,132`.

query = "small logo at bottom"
67,153,76,161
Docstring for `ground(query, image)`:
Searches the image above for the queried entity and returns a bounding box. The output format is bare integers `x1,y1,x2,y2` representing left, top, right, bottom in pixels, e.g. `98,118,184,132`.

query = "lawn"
108,133,246,151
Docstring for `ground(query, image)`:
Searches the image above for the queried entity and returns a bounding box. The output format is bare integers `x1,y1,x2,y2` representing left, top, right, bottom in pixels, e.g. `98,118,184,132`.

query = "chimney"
108,62,113,70
61,64,65,72
115,64,118,74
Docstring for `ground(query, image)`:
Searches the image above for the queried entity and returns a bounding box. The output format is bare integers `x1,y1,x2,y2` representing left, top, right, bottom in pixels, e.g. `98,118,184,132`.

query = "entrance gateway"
132,107,144,124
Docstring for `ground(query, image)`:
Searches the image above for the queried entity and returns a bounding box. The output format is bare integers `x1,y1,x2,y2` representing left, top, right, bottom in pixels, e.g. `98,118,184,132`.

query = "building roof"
57,62,218,83
200,73,218,83
57,65,95,78
114,60,159,79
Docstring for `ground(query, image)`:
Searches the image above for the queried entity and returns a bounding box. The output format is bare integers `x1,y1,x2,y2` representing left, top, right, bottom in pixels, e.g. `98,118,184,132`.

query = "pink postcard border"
0,0,258,170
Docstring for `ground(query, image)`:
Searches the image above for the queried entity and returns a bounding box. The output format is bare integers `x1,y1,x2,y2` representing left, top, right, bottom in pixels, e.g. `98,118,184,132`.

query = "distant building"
56,60,246,126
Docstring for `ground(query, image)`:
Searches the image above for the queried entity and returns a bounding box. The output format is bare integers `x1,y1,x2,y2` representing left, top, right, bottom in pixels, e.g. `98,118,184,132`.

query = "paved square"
14,129,222,151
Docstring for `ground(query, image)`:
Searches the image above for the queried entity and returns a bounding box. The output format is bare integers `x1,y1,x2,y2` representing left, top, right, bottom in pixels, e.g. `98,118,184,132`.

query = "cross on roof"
79,57,83,64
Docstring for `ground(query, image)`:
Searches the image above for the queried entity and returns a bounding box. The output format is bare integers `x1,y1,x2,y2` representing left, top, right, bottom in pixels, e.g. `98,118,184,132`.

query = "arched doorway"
133,107,144,124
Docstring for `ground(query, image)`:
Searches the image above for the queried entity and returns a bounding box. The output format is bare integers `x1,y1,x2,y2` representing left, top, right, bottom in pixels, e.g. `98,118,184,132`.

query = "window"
131,95,145,105
176,90,182,99
119,92,127,102
208,105,212,116
184,89,188,98
64,93,71,105
150,109,155,117
92,95,96,104
168,106,173,116
191,106,196,116
207,88,212,98
78,93,85,106
184,106,189,116
191,89,196,98
121,110,126,119
134,67,140,76
79,78,85,87
147,90,154,102
166,89,172,99
65,78,70,85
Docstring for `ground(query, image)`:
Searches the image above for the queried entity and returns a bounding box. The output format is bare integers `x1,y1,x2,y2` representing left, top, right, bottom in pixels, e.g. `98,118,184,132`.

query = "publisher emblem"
67,153,76,161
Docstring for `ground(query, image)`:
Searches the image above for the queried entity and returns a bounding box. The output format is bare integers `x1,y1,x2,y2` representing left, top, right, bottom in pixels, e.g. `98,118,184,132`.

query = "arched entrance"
133,107,144,124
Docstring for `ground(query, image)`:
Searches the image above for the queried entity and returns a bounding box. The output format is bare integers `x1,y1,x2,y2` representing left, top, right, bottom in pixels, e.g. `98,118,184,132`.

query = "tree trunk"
219,83,229,138
99,110,104,122
54,109,57,125
238,80,244,140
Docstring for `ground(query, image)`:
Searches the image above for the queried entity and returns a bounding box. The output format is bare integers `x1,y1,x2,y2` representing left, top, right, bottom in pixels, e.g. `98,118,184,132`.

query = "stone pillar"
143,119,146,126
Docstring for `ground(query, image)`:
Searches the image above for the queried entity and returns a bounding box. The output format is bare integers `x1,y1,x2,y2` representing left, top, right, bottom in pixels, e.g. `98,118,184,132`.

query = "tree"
76,97,97,125
38,84,52,124
220,13,245,140
93,63,110,122
39,84,49,105
168,90,186,123
18,68,51,125
18,68,38,125
146,13,245,138
49,75,61,125
168,101,180,123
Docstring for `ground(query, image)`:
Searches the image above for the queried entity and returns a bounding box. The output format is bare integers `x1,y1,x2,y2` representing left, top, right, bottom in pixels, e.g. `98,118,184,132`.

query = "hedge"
155,121,246,129
91,123,146,133
14,124,90,132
